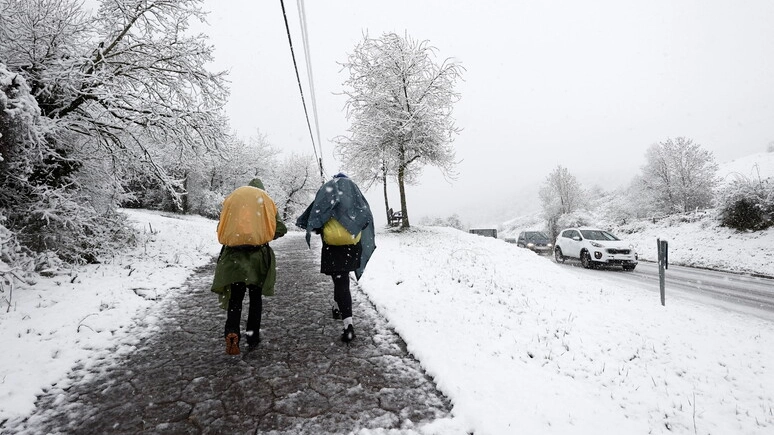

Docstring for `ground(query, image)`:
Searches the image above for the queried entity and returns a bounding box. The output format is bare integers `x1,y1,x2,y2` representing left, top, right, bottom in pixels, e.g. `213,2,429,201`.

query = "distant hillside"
498,212,545,241
718,151,774,184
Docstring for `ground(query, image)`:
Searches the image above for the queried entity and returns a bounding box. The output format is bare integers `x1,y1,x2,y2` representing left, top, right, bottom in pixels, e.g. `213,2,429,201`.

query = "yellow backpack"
217,186,277,246
322,218,361,246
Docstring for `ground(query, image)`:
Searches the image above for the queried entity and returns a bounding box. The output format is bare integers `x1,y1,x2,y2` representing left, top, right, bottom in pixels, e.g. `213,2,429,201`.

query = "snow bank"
359,226,774,435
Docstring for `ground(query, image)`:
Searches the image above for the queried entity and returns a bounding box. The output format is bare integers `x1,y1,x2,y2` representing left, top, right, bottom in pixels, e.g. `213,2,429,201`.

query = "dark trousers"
225,282,262,345
332,273,352,319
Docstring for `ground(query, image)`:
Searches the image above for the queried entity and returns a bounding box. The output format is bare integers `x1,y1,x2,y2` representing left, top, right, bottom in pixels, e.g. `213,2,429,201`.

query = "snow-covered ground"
360,227,773,434
618,213,773,276
2,208,772,434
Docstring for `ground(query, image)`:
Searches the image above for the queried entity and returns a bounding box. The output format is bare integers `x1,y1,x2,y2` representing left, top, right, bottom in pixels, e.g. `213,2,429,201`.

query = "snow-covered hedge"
1,63,137,265
717,175,773,231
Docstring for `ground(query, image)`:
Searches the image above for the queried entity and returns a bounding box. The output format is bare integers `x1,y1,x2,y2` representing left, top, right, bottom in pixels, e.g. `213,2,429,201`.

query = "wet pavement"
6,233,453,434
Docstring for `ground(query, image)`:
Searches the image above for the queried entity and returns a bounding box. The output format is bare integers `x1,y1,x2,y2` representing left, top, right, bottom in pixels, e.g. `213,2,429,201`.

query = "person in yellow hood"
211,178,287,355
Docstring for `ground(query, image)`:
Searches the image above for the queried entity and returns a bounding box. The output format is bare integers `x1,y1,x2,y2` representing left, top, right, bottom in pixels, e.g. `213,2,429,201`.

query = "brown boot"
225,332,240,355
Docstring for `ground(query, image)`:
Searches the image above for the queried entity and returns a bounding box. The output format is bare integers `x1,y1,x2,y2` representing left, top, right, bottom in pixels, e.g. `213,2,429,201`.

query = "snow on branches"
336,32,464,227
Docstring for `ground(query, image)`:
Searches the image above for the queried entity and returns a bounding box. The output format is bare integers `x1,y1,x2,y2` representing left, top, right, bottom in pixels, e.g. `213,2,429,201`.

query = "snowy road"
553,258,774,321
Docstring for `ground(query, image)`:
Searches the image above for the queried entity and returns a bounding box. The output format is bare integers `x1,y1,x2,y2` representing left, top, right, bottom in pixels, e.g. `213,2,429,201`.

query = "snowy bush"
187,189,224,220
17,186,136,264
419,214,466,231
717,175,773,231
0,213,36,308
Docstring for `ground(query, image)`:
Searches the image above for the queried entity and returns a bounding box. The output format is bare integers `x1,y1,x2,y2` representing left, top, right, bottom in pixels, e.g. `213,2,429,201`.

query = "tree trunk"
398,145,410,228
382,167,390,223
181,171,189,214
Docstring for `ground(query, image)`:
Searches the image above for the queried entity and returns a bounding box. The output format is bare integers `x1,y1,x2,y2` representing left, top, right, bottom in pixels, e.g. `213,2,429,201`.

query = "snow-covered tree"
0,0,229,262
0,63,42,293
121,131,280,219
640,137,718,214
1,0,228,154
266,153,318,223
336,32,463,228
0,61,133,263
539,165,584,240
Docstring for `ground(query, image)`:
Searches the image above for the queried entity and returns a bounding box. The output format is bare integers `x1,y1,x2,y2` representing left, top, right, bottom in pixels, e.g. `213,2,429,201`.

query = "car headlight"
527,243,534,248
590,242,603,248
547,243,553,248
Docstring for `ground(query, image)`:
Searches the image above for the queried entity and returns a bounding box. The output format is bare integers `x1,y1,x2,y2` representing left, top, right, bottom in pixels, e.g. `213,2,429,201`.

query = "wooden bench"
387,208,404,227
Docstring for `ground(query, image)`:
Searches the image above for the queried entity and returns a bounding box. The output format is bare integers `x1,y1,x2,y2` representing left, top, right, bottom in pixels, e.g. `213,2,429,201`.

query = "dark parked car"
516,231,553,255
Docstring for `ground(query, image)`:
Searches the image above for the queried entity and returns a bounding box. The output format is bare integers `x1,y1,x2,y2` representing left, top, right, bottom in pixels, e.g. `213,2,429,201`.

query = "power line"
296,0,324,171
278,0,325,181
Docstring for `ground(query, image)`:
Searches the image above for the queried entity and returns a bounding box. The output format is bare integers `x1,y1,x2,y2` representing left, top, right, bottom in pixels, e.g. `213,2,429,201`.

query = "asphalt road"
550,255,774,321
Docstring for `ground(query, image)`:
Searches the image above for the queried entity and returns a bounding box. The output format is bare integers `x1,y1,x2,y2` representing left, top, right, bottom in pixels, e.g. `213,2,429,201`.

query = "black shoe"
246,332,260,351
332,307,341,319
341,325,355,343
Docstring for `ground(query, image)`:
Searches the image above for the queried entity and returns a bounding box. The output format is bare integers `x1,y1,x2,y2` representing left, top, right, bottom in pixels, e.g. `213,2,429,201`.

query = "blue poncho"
296,174,376,279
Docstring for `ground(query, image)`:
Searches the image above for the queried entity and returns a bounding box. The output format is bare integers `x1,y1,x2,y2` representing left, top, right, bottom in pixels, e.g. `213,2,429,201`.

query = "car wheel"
580,250,593,269
554,247,565,263
622,265,636,271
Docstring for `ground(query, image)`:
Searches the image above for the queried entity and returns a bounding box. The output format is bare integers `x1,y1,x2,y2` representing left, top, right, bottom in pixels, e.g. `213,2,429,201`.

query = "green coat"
211,179,288,309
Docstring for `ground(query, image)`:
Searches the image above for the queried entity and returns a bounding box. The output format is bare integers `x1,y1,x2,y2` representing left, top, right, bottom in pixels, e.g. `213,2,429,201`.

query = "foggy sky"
198,0,774,226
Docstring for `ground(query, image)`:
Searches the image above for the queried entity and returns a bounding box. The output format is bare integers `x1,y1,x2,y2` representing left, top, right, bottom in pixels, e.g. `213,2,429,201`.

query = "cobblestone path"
7,233,453,434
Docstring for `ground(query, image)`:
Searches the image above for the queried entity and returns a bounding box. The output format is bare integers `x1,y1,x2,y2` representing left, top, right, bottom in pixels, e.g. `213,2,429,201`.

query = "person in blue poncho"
296,173,375,343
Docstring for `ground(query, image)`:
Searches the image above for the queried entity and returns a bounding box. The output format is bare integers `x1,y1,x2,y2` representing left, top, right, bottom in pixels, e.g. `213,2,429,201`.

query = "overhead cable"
278,0,324,181
296,0,325,177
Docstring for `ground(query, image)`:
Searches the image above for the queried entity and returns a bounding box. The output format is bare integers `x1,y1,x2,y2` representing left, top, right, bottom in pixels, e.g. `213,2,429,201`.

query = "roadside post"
657,238,669,306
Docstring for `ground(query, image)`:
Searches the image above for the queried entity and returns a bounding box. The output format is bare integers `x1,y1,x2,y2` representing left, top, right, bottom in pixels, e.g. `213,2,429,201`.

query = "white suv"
554,227,638,271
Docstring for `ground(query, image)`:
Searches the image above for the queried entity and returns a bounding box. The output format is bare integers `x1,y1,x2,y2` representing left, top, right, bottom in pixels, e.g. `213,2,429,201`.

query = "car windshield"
579,229,620,241
525,232,549,242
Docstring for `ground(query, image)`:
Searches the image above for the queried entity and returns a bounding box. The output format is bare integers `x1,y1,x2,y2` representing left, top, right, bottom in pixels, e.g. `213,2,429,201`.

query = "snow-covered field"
2,208,773,434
